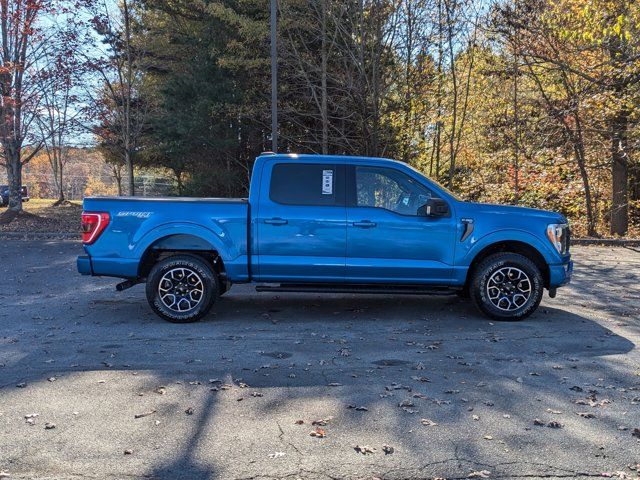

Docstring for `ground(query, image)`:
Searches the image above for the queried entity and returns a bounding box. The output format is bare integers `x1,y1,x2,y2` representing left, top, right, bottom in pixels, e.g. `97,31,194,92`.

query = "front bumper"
77,255,93,275
549,259,573,288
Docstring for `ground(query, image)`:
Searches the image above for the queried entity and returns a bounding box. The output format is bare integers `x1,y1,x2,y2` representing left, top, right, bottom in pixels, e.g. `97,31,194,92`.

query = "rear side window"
270,163,344,206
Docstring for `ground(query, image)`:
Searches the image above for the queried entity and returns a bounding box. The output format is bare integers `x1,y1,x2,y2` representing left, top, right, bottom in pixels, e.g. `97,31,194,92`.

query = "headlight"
546,223,569,254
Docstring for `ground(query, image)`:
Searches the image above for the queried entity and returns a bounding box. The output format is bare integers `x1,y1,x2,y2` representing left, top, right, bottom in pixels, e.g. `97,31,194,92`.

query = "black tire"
470,252,543,321
145,254,219,323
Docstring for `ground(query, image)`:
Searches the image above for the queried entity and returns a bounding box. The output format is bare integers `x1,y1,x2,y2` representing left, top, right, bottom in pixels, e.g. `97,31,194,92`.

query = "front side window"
270,163,343,206
355,166,432,215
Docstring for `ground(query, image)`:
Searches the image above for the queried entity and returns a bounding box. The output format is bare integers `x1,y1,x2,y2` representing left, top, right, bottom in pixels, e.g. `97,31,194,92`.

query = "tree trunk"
116,173,123,196
58,159,65,203
512,58,519,205
175,170,184,195
126,149,135,196
445,0,458,188
571,113,596,236
320,0,328,155
610,109,628,236
5,148,23,213
630,160,640,202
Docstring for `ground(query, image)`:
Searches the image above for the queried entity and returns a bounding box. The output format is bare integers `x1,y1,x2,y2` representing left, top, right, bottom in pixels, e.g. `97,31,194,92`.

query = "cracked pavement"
0,241,639,480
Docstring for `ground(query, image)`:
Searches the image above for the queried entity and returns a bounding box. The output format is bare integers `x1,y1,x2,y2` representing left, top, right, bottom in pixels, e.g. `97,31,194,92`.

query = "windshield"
405,163,461,201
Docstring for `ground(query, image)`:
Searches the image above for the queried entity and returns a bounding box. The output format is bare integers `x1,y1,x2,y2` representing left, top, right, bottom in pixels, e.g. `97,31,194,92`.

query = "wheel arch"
464,240,550,292
137,233,227,280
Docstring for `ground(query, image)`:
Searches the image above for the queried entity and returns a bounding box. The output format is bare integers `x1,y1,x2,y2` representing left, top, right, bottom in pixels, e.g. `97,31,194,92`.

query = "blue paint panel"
77,255,92,275
254,159,347,281
82,197,248,279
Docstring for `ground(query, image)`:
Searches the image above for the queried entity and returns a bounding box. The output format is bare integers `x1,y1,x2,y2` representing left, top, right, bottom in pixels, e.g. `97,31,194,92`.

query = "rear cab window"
269,163,345,206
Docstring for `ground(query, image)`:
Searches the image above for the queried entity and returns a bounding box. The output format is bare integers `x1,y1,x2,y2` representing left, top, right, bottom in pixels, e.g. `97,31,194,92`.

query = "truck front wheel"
146,254,218,323
470,253,543,321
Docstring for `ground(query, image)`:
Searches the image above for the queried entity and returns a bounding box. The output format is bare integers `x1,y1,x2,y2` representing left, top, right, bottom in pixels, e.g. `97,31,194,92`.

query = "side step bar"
255,283,458,296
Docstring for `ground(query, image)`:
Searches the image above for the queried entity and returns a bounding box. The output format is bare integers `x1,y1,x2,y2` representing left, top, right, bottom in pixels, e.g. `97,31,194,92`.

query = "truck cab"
78,154,572,322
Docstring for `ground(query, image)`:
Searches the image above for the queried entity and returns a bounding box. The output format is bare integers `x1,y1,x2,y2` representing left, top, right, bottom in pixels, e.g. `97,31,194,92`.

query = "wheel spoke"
486,266,532,312
158,267,205,313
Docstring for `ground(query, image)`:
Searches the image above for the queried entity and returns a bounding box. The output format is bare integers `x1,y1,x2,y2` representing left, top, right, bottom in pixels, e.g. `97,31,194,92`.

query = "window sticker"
322,169,334,195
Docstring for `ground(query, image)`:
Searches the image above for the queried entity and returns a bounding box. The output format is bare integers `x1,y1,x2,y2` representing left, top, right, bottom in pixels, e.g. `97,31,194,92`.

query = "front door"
345,165,455,284
256,161,346,282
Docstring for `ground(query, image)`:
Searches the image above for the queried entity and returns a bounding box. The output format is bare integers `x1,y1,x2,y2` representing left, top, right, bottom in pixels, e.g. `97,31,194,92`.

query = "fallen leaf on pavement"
354,445,376,455
185,407,194,415
44,423,55,430
421,418,438,426
576,412,595,419
468,470,491,478
347,404,368,411
310,427,326,438
24,413,39,425
632,428,640,439
382,445,394,455
312,417,332,426
124,449,133,455
547,421,563,428
134,410,156,419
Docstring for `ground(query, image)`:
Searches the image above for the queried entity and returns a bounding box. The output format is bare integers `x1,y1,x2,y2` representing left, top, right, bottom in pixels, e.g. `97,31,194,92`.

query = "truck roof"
258,152,403,166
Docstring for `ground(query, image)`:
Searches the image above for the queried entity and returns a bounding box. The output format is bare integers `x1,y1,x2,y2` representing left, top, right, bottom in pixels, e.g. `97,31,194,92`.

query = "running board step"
255,283,458,295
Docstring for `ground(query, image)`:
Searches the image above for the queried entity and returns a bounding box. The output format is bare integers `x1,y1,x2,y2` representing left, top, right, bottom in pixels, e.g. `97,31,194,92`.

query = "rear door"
345,164,456,284
255,160,346,282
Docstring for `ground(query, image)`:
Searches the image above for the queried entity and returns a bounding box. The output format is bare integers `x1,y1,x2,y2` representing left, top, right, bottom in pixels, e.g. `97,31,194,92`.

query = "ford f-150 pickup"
78,153,572,323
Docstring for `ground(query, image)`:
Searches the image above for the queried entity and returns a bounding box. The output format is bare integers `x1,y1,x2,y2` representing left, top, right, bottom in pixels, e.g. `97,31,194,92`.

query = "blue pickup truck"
78,153,572,323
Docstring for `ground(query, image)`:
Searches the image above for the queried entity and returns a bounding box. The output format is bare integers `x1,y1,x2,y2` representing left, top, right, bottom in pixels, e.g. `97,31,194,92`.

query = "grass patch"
0,199,82,233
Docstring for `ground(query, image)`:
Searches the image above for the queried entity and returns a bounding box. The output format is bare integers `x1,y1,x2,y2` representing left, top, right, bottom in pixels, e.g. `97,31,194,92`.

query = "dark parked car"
0,185,29,207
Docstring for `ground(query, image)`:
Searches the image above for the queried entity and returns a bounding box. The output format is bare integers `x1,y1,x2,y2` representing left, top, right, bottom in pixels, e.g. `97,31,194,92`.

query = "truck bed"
81,196,250,281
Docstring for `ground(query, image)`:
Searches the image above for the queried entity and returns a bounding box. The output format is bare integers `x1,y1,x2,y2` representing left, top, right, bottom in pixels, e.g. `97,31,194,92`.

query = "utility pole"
270,0,278,152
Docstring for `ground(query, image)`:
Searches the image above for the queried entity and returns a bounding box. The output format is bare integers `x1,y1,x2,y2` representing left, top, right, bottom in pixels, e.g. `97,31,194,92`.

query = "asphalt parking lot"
0,241,639,480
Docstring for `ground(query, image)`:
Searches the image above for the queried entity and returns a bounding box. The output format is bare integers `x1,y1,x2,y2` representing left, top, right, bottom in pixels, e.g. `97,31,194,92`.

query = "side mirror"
418,198,450,217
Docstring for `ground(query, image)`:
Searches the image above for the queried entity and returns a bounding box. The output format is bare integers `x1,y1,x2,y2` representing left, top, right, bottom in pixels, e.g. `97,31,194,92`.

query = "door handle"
353,220,377,228
264,217,288,225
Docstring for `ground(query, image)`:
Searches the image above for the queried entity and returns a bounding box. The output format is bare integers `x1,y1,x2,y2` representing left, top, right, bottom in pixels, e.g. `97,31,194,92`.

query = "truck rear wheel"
145,254,218,323
470,252,543,321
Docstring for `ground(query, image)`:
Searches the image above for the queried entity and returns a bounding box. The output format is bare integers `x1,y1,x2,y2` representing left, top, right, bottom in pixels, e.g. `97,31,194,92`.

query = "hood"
462,202,567,223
